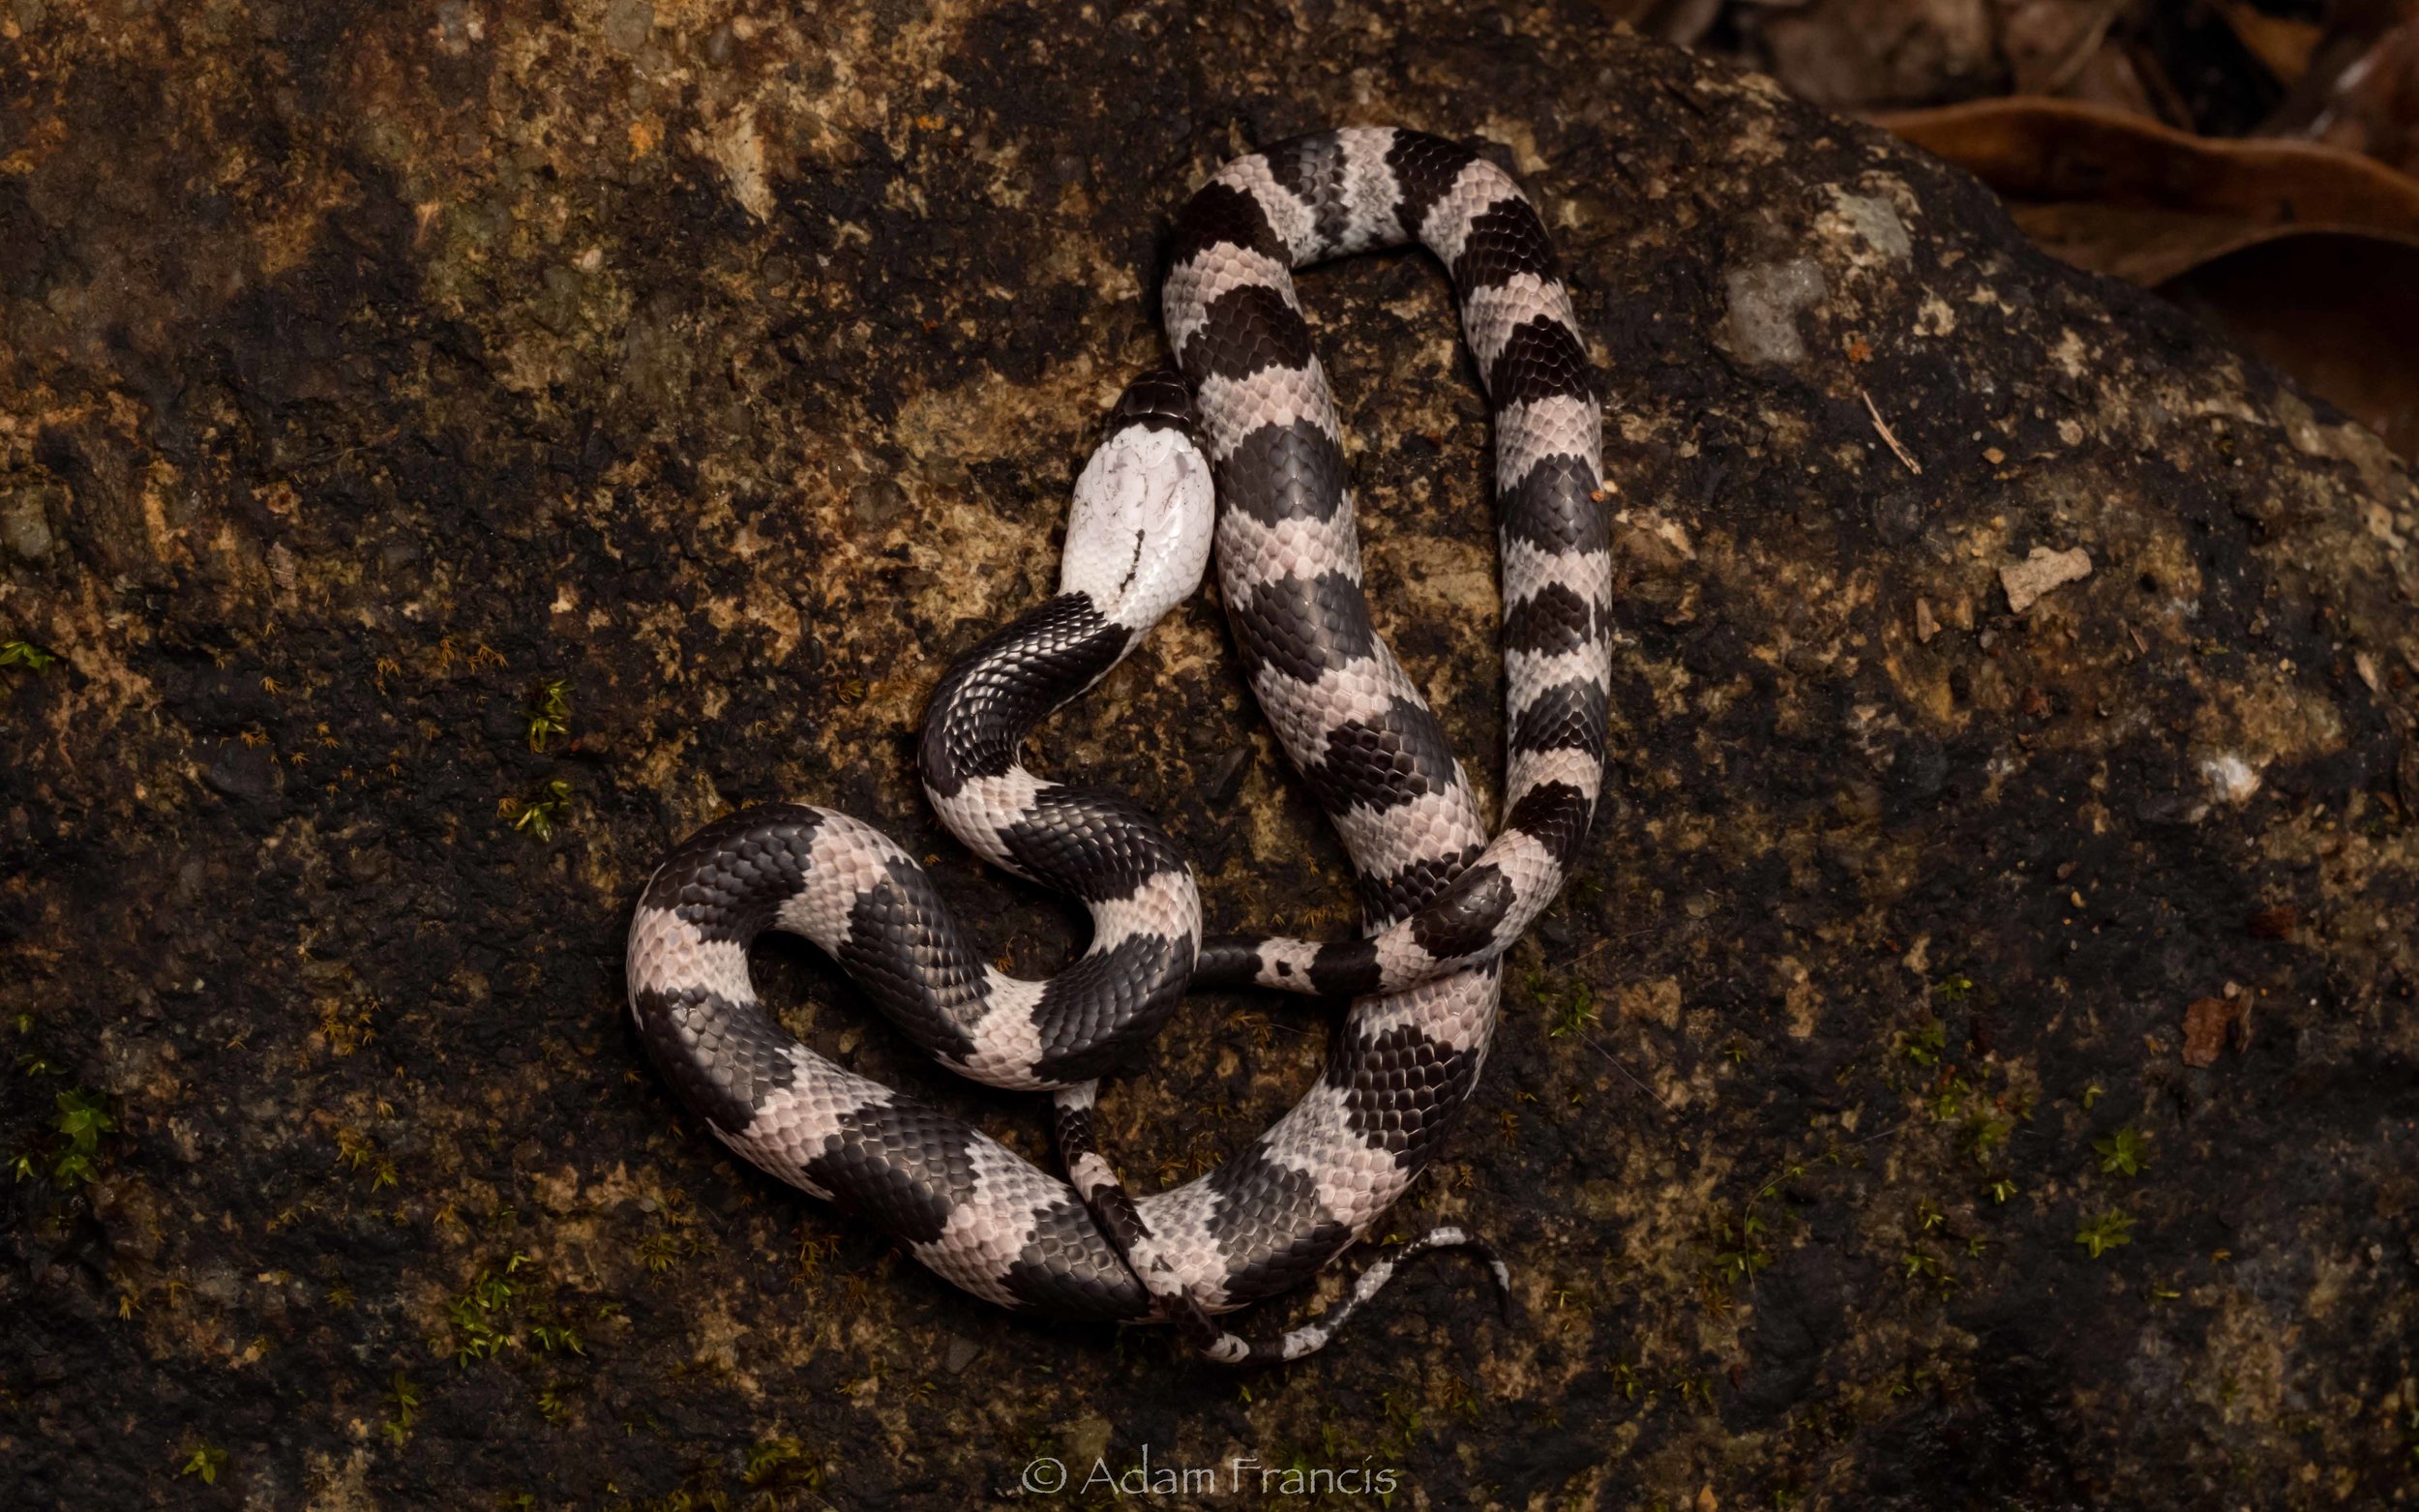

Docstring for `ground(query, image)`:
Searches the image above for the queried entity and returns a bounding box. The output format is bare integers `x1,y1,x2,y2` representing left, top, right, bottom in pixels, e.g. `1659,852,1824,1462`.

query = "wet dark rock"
200,741,281,804
1869,486,1926,546
1890,730,1949,803
1202,746,1251,803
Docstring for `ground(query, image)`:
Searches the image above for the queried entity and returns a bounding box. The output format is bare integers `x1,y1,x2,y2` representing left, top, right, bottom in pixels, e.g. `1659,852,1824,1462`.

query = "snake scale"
626,127,1611,1363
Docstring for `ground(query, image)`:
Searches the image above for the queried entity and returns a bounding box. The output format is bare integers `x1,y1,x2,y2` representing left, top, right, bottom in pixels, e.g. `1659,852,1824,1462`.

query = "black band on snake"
625,128,1611,1364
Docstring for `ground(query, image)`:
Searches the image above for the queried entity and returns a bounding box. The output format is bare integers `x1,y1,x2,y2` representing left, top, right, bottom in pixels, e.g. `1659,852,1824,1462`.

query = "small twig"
1549,936,1610,973
293,427,402,472
1845,1118,1911,1148
1580,1033,1676,1117
1658,76,1711,118
1861,387,1923,475
1543,925,1655,973
2042,0,2132,97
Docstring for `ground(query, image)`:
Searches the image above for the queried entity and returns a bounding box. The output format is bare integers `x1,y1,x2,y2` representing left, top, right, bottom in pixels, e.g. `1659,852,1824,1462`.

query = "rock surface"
4,3,2417,1508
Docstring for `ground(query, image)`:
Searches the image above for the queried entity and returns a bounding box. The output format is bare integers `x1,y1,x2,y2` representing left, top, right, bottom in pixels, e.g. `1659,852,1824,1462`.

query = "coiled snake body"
627,128,1610,1363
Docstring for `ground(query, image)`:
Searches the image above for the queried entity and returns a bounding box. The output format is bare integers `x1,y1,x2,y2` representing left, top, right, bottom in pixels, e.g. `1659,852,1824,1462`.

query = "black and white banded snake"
626,127,1610,1364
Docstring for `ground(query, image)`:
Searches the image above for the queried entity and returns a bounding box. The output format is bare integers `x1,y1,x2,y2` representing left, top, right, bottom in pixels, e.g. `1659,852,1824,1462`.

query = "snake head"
1058,371,1214,636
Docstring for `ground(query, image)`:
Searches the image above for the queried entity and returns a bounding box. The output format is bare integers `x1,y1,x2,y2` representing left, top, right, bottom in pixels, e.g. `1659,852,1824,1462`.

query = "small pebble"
1869,489,1926,547
1,485,58,561
1999,546,2092,614
1716,257,1827,366
602,0,652,52
851,480,908,528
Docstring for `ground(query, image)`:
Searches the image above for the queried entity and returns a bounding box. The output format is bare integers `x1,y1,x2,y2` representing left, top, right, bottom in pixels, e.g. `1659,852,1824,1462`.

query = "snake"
625,127,1610,1364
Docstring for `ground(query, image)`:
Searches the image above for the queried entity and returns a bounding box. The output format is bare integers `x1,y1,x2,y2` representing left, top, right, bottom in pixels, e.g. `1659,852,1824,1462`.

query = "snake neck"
916,590,1132,802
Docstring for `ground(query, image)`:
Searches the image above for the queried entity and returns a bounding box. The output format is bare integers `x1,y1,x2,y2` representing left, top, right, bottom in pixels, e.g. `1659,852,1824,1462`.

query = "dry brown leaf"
2164,232,2419,460
2304,21,2419,177
1877,98,2419,458
2181,995,2247,1068
1762,0,2002,110
2245,904,2299,938
1875,97,2419,227
2058,37,2167,120
1596,0,1747,45
2217,2,2324,88
2003,199,2419,284
2000,0,2135,97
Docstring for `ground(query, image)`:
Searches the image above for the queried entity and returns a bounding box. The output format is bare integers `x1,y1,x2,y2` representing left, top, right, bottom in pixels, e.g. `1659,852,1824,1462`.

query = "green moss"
178,1444,228,1485
498,777,574,841
523,676,572,752
741,1437,821,1491
2076,1210,2135,1259
1521,968,1599,1039
11,1086,115,1189
2094,1126,2151,1176
1898,1017,1947,1067
381,1373,420,1447
0,638,59,673
446,1255,530,1364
